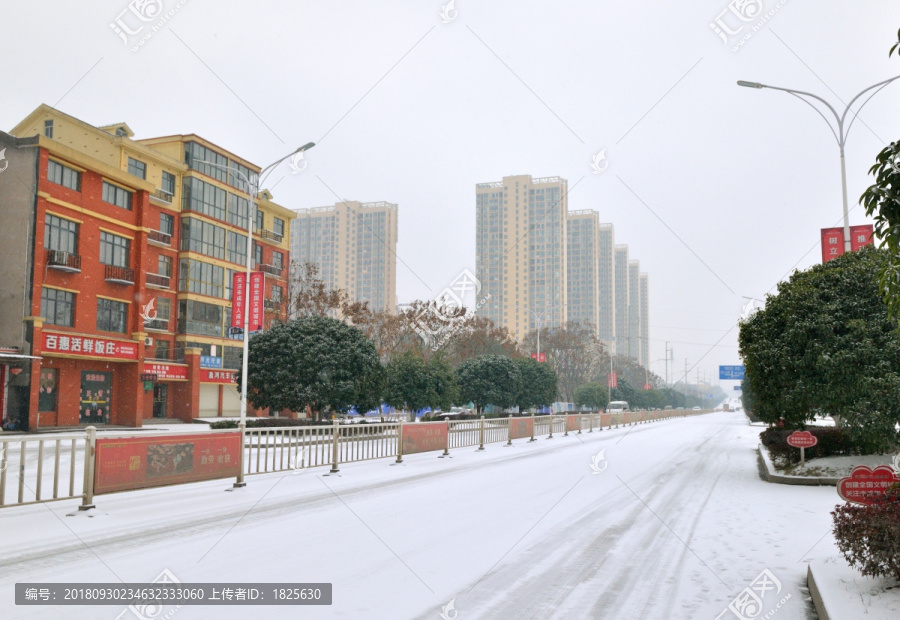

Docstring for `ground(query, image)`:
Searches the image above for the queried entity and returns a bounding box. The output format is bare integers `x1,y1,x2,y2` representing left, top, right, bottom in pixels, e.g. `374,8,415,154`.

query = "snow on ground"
809,556,900,619
0,412,859,619
779,452,897,478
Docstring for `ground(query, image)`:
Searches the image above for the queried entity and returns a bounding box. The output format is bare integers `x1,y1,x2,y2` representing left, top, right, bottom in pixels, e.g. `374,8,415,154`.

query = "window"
160,212,174,236
253,242,263,267
184,142,227,183
225,268,237,301
273,217,285,238
255,209,264,231
100,232,130,268
226,231,247,266
157,297,172,321
43,120,53,138
38,368,58,412
115,127,128,137
181,218,225,259
228,161,254,192
97,298,128,333
102,181,132,210
178,259,224,298
44,214,78,254
182,177,226,220
224,345,242,368
127,157,146,179
272,285,283,303
272,251,284,270
178,299,223,337
47,160,81,191
161,171,176,196
41,288,75,327
227,194,249,229
154,340,170,360
158,254,173,278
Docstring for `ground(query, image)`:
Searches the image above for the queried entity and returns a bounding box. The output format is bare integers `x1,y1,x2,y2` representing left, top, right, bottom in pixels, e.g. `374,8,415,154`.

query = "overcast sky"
2,1,898,389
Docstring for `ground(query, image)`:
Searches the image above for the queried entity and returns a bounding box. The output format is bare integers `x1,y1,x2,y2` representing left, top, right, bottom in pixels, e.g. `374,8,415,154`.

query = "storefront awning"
0,353,42,360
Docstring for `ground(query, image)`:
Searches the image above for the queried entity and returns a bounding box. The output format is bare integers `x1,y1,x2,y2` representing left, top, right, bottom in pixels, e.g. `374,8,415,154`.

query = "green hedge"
760,427,864,466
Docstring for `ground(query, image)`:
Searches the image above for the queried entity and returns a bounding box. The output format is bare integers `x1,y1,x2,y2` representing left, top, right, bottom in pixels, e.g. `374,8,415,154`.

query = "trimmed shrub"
760,427,864,467
832,485,900,580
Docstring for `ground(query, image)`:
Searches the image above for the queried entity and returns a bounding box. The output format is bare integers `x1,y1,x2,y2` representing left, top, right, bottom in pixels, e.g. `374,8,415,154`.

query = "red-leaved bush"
832,485,900,580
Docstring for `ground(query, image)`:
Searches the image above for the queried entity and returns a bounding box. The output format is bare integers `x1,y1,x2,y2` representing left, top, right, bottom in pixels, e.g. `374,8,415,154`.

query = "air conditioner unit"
144,337,153,346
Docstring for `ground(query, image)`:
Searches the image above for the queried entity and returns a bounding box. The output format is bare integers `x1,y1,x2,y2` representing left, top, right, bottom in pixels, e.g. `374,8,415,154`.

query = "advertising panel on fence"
94,433,241,495
565,415,581,432
508,416,534,440
601,413,611,427
401,422,447,455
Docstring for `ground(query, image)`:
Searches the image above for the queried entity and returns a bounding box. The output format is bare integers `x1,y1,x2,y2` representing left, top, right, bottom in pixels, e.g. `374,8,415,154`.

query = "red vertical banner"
231,272,246,329
249,271,265,332
821,227,844,263
849,224,874,252
607,372,618,388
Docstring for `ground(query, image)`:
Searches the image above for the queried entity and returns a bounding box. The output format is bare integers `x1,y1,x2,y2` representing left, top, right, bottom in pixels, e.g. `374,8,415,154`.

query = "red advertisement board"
530,353,546,362
837,465,899,505
850,224,874,252
201,369,237,384
43,332,138,360
508,416,534,440
94,433,241,495
143,362,188,381
786,430,818,449
401,422,447,455
565,415,581,432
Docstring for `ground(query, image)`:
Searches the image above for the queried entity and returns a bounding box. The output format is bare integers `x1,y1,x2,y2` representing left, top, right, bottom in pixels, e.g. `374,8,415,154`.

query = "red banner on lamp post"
231,271,265,332
821,225,875,263
607,372,618,388
531,352,546,362
850,224,874,252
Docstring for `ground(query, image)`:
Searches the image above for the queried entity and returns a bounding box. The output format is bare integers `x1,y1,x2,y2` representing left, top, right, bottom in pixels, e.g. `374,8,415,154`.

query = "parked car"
692,406,701,411
607,401,629,413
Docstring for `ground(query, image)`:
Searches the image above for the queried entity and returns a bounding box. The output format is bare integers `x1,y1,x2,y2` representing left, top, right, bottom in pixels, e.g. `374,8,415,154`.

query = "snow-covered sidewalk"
0,412,856,618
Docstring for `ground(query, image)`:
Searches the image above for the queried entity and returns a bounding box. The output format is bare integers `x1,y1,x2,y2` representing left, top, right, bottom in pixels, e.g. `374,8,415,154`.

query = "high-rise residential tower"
597,223,615,348
291,201,398,313
628,260,641,361
566,211,600,332
639,272,649,368
476,175,568,340
614,245,629,356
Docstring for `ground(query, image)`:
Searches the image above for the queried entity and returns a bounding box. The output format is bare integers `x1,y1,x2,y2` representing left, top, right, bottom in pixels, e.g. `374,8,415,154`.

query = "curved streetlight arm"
782,91,841,148
258,142,316,189
843,81,893,145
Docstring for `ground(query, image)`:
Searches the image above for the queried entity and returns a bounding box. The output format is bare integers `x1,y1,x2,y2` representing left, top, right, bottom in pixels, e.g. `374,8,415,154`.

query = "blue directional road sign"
719,365,745,380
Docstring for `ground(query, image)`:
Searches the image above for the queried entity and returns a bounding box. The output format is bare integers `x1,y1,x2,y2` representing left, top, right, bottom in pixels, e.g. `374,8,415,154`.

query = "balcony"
146,273,171,289
104,264,135,285
256,263,283,277
150,188,174,205
46,250,81,273
144,318,170,332
263,299,281,312
147,229,172,247
256,229,283,243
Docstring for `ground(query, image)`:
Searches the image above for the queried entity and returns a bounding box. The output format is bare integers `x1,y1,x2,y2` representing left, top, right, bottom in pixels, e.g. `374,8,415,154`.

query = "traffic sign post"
787,431,818,467
719,365,745,380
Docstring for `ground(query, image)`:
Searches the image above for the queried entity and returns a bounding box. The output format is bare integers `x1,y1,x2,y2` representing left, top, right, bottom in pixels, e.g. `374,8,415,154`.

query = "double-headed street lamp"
737,76,900,252
197,142,314,487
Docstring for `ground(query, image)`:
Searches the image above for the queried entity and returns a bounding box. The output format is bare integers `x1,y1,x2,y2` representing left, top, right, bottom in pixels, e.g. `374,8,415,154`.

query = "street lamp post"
196,142,314,488
528,309,545,361
737,76,900,252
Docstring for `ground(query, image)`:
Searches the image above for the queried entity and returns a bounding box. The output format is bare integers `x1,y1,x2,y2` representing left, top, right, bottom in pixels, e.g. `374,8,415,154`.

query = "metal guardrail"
0,410,714,510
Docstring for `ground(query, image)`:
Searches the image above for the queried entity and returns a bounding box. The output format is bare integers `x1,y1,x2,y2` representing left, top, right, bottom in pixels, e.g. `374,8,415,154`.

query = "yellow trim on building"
47,156,86,173
41,284,80,294
45,210,83,225
39,193,142,232
96,294,132,304
99,227,135,240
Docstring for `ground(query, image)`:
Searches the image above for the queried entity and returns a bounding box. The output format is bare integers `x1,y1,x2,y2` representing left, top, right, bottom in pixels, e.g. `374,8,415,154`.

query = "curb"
756,444,840,486
806,564,831,620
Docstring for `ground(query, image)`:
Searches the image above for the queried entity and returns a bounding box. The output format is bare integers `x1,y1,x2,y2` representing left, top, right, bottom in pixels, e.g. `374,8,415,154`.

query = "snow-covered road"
1,411,843,619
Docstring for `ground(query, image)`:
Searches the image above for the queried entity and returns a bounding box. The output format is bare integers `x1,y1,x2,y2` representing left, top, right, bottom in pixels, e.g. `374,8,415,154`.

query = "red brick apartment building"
0,105,295,429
